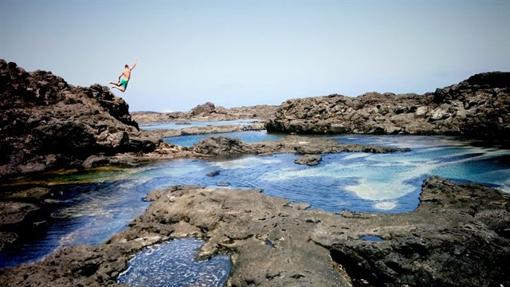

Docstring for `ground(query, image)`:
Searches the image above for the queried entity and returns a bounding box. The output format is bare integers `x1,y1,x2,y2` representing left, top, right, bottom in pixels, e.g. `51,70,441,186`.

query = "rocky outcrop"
295,154,322,166
2,178,508,286
0,59,157,178
191,136,408,158
132,104,278,123
266,72,510,141
190,101,217,116
143,122,266,139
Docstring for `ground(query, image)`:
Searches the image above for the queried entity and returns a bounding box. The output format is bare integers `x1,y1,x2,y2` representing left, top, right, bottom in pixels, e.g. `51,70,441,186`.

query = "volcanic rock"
0,59,157,178
295,154,322,166
266,72,510,142
1,178,508,286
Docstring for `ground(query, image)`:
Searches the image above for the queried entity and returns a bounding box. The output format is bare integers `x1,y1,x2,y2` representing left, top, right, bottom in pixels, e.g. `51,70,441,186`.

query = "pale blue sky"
1,0,509,111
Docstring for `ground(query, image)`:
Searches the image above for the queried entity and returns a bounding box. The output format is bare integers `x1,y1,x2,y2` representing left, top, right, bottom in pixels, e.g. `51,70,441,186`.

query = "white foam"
374,201,397,210
212,157,281,169
262,144,510,202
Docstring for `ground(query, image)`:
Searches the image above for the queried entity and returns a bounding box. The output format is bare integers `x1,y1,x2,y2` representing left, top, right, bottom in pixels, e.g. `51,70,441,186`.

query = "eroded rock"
0,59,158,178
2,177,508,286
266,72,510,142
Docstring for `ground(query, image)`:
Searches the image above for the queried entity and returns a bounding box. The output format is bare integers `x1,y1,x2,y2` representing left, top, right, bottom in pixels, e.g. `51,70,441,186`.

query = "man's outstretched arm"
130,61,137,71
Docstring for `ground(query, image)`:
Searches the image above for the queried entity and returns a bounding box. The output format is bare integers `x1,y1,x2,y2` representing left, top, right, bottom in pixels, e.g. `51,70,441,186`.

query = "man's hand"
131,60,137,71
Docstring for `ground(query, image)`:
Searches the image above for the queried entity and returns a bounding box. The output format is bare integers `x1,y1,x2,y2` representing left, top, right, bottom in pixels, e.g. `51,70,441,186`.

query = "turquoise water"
140,119,257,130
1,135,509,272
117,238,230,287
164,130,283,147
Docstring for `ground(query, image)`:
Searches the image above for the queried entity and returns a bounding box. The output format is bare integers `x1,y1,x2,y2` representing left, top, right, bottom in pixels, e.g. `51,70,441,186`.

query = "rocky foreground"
267,72,510,142
1,177,508,286
0,60,158,178
132,102,278,123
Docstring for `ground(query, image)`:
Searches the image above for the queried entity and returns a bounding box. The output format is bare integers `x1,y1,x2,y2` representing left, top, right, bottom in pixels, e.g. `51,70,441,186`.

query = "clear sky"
1,0,509,112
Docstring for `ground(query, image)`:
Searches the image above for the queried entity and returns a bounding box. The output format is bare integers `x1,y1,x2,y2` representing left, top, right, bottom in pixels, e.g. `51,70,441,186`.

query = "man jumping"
110,61,136,92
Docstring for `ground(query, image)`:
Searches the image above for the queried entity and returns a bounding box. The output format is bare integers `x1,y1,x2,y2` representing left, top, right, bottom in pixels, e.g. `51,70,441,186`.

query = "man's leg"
111,85,126,92
111,85,123,91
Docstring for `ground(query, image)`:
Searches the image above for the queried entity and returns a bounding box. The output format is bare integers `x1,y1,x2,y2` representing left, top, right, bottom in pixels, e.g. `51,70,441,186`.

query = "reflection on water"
117,238,230,287
140,119,257,130
163,130,283,147
1,135,509,269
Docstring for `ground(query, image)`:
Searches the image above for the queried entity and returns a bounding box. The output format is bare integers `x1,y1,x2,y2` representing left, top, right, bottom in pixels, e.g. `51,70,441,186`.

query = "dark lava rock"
266,72,510,142
207,170,221,177
2,177,507,286
0,202,39,226
191,135,407,159
327,177,510,287
295,154,322,166
192,136,253,156
0,59,157,178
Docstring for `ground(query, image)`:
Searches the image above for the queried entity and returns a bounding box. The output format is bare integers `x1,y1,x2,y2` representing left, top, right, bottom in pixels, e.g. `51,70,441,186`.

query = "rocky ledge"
132,102,278,123
0,60,158,178
266,72,510,142
143,122,266,139
1,177,508,286
191,136,407,157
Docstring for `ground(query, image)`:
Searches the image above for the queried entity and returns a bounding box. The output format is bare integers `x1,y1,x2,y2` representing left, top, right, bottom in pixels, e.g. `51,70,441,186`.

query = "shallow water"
164,130,283,147
117,238,230,287
140,119,257,130
1,135,509,269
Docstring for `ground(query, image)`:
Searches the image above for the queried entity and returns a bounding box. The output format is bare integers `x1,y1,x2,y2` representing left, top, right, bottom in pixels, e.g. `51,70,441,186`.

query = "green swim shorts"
120,78,129,89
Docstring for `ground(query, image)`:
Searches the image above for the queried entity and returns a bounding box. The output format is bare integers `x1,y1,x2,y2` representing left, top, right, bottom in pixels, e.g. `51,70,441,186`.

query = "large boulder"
266,72,510,142
190,102,217,116
0,59,156,178
192,136,253,156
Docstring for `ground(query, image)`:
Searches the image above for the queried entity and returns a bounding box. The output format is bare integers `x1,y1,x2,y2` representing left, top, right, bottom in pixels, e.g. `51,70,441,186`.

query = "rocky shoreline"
132,102,278,123
1,177,508,286
1,60,509,286
266,72,510,142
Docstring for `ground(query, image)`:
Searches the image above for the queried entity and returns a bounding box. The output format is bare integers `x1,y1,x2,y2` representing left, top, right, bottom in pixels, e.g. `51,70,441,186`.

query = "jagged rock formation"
1,178,508,286
0,59,157,178
266,72,510,141
191,136,408,157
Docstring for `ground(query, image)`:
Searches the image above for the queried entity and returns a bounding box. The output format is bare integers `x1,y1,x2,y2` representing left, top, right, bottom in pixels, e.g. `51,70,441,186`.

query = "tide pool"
1,135,509,269
117,238,230,287
163,130,283,147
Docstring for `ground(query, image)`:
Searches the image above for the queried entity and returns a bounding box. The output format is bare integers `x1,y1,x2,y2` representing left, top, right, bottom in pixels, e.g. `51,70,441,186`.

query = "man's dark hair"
125,64,129,68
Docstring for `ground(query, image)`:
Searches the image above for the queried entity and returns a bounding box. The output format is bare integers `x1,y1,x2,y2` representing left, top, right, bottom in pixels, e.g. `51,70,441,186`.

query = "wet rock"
266,72,510,142
1,187,50,201
207,170,221,177
192,137,254,156
0,202,39,226
295,154,322,166
191,136,407,159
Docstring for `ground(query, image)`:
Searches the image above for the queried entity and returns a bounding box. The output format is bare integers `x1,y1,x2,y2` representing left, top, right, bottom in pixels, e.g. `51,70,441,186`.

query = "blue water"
140,119,258,130
164,130,283,147
359,235,384,242
1,135,509,270
117,238,230,287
